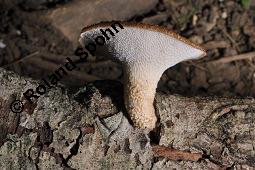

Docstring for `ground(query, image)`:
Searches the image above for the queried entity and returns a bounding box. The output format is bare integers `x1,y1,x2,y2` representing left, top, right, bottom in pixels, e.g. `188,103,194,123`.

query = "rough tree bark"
0,68,254,170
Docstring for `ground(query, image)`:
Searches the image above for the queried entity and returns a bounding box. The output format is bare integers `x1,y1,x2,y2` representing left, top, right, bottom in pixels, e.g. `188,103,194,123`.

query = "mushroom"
79,21,206,130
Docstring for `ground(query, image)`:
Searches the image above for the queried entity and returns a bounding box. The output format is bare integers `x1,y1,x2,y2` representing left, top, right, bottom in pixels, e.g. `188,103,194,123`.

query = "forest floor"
0,0,255,97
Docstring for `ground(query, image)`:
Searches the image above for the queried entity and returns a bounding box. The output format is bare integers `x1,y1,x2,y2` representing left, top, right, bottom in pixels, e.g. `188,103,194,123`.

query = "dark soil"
1,0,255,97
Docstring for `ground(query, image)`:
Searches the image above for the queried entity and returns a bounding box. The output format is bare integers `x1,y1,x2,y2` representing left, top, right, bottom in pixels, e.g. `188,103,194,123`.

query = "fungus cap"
79,21,206,66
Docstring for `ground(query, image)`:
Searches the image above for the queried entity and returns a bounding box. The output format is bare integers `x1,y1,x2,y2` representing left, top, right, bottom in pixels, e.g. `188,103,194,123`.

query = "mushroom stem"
123,62,162,130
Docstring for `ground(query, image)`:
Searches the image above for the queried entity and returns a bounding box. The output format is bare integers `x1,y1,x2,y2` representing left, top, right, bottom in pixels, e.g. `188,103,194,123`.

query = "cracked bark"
0,68,255,170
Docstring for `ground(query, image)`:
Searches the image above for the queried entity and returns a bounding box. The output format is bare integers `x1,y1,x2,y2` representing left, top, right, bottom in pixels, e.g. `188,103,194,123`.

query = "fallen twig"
40,51,73,63
220,27,240,52
2,51,39,68
208,51,255,64
184,61,208,72
203,40,230,50
26,57,101,82
81,60,118,68
152,144,202,161
2,51,79,68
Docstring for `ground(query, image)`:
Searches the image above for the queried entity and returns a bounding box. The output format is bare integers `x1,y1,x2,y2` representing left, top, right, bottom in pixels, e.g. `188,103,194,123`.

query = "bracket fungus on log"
79,21,206,130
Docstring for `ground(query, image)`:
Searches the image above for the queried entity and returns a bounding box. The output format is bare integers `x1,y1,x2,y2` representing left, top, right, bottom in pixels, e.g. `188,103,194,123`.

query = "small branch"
2,51,39,68
26,57,101,82
208,51,255,64
152,145,202,161
2,51,81,69
220,27,240,52
81,60,118,68
184,61,208,72
203,40,230,50
39,51,73,63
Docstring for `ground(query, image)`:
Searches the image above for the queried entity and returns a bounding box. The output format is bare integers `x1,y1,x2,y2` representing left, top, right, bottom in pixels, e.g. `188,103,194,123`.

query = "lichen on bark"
0,68,255,169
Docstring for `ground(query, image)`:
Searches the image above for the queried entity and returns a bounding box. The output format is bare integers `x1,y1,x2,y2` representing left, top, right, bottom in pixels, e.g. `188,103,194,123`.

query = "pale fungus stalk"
79,21,206,130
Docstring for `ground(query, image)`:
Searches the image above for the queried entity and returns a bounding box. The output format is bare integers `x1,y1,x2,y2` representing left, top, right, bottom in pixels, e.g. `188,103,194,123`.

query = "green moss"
241,0,250,9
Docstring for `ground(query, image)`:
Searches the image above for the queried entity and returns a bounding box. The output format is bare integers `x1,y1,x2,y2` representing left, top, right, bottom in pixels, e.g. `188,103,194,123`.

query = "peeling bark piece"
152,159,223,170
0,97,20,146
152,145,202,161
81,126,94,135
39,122,53,146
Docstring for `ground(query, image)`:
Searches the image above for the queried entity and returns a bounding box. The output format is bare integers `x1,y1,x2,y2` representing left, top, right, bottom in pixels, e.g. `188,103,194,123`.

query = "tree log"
0,68,254,169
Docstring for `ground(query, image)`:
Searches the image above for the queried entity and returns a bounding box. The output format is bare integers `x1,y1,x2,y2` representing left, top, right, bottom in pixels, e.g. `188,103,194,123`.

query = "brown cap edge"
80,21,206,54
